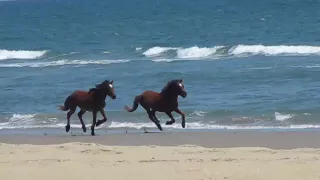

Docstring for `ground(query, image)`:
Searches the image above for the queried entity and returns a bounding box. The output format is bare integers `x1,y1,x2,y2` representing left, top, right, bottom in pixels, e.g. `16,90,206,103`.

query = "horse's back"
141,90,161,99
71,90,89,96
69,90,92,102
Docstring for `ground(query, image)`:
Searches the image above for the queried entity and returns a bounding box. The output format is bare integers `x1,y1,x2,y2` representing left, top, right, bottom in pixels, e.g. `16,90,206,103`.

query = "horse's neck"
97,91,108,100
100,93,107,100
91,89,107,101
161,90,179,100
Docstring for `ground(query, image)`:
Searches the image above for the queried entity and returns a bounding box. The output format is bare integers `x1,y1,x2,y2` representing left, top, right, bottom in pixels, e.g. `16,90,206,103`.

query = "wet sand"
1,130,320,149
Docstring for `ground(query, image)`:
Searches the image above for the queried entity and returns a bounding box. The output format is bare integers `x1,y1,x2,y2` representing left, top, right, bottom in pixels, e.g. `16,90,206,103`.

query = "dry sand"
1,140,320,180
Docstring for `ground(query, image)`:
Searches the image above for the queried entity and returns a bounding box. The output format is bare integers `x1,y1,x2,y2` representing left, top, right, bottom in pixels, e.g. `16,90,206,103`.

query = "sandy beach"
1,131,320,180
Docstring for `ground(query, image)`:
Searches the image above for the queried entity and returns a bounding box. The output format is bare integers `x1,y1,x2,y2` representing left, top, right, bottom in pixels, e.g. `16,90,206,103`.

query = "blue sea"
1,0,320,134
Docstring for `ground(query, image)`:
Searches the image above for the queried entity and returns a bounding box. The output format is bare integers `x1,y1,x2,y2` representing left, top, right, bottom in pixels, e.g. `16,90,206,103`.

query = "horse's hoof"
165,121,174,125
82,126,86,133
65,125,70,132
156,123,163,131
91,131,95,136
96,119,105,127
182,121,185,128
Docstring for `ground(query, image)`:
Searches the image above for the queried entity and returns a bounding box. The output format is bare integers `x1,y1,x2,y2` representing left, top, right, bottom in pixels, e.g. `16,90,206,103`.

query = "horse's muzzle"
111,95,116,99
181,92,187,98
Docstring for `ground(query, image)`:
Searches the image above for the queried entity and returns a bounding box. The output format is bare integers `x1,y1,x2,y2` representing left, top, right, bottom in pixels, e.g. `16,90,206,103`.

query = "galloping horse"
124,79,187,131
58,80,116,136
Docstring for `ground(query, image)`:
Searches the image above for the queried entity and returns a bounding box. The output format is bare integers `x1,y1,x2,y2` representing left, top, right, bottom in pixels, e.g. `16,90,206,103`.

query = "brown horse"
124,79,187,131
58,80,116,136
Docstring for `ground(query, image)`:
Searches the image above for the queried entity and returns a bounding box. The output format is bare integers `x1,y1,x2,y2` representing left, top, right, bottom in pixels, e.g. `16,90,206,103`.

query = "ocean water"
1,0,320,133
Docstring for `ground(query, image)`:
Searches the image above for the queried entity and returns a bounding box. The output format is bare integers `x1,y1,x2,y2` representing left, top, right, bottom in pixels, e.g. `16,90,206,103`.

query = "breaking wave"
0,59,130,68
274,112,294,121
230,45,320,56
142,45,320,60
142,46,178,57
0,49,47,60
143,46,223,59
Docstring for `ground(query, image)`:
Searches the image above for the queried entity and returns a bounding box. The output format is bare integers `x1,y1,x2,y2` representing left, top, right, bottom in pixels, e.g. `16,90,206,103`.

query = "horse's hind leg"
78,109,87,133
151,110,160,123
66,107,76,132
143,107,162,131
148,110,162,131
165,112,176,125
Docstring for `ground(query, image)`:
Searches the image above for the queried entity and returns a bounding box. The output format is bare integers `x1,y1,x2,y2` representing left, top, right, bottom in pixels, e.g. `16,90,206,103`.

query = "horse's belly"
156,107,175,112
151,103,177,112
79,105,93,112
78,104,105,112
76,101,95,111
75,96,106,111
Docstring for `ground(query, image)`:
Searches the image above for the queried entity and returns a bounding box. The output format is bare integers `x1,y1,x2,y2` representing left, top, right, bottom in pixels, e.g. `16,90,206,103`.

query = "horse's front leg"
174,108,186,128
96,108,107,127
91,110,97,136
165,111,176,125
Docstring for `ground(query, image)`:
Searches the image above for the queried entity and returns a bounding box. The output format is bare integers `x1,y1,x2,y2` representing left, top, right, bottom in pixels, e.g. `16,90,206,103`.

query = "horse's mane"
88,88,98,94
88,84,103,96
88,80,109,94
161,79,180,95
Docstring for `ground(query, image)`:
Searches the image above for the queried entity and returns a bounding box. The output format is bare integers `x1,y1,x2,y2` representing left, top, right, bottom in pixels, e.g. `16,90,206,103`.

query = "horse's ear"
110,80,114,84
180,79,183,83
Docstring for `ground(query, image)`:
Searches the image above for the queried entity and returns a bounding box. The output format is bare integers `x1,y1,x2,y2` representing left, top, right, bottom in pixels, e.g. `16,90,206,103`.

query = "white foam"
275,112,294,121
143,46,223,59
176,46,223,59
142,46,178,57
0,50,47,60
0,116,319,130
305,65,320,68
229,45,320,56
0,59,130,68
189,111,207,117
9,114,36,120
0,114,37,127
86,122,320,130
143,44,320,61
0,114,83,129
152,59,176,62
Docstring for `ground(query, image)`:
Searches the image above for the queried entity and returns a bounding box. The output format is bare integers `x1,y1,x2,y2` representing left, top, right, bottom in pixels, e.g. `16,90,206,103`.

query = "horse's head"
95,80,116,99
162,79,187,98
176,79,187,98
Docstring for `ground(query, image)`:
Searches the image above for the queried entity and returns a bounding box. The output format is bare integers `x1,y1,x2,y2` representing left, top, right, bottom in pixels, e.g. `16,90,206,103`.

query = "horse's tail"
58,95,72,111
124,95,141,112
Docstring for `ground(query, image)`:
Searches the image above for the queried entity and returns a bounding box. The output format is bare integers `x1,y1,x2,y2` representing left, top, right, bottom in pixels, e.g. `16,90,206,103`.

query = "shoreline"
1,130,320,149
